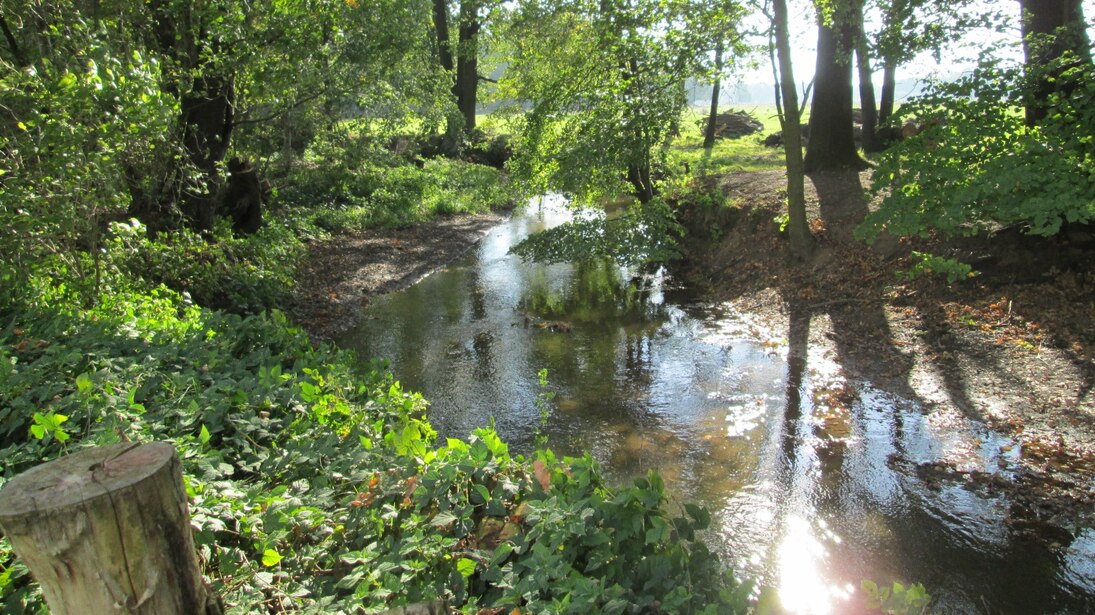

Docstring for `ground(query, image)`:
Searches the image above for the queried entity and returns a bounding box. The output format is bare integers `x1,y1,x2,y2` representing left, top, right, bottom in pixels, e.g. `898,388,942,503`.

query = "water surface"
340,197,1095,613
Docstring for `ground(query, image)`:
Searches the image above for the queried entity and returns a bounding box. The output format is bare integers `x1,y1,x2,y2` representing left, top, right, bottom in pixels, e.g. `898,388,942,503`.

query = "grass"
280,121,516,234
668,104,788,174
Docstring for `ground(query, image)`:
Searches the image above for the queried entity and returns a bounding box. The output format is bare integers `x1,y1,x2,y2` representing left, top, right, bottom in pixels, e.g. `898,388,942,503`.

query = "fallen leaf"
533,459,551,491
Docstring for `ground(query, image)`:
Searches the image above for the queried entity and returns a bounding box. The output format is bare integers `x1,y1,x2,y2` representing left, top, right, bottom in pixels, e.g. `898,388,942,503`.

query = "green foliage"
871,0,994,69
28,412,69,443
860,57,1095,246
0,238,744,615
533,369,556,449
862,580,932,615
511,199,683,265
286,128,513,231
498,0,719,204
0,15,177,301
897,251,978,284
186,0,452,173
106,219,304,313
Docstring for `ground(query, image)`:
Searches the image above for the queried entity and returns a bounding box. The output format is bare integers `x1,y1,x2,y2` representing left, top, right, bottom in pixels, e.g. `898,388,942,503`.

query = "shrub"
859,57,1095,245
107,219,304,313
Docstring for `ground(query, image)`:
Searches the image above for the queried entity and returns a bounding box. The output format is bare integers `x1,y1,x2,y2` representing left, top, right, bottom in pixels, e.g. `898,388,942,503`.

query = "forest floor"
290,209,509,340
674,168,1095,546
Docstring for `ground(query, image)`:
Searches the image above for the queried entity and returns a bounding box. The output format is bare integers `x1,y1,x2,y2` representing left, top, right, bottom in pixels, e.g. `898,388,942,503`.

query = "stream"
339,197,1095,613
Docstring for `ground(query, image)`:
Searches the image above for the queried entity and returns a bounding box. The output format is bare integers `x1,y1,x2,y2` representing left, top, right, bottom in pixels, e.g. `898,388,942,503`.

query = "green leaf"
75,373,93,392
262,549,284,567
430,511,459,528
456,557,476,578
199,424,211,445
603,598,630,614
472,484,491,504
684,502,711,529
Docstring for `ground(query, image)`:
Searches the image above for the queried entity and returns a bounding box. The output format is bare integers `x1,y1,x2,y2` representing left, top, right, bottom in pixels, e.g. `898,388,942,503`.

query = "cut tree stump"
0,442,221,614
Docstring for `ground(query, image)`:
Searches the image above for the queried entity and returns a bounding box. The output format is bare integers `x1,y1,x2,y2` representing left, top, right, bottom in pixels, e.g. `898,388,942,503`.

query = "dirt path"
675,169,1095,544
290,210,509,340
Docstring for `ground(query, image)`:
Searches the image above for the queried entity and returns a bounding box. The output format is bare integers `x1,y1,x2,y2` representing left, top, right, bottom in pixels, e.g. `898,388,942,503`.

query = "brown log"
0,442,219,614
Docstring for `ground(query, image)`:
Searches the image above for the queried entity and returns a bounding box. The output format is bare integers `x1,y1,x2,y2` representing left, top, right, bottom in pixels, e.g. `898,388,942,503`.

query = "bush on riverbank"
81,130,515,315
283,127,516,231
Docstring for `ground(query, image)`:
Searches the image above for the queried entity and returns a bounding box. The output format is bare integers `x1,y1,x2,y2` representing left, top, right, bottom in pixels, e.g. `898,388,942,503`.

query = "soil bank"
290,210,509,340
674,169,1095,545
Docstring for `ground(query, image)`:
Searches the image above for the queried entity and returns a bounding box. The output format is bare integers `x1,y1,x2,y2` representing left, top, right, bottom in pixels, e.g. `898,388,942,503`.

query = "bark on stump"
0,442,219,614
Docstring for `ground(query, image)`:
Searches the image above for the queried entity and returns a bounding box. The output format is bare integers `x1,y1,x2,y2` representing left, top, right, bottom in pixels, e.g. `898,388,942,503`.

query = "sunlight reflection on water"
776,515,853,614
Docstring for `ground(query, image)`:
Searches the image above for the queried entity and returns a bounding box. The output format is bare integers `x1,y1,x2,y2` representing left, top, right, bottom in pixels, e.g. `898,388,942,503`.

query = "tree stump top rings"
0,441,176,518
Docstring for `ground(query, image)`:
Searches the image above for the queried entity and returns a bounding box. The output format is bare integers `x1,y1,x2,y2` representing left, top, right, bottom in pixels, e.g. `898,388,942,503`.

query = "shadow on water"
338,193,1095,614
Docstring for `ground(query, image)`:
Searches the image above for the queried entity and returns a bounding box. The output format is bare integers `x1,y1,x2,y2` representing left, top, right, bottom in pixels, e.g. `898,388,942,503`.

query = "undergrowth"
283,130,515,231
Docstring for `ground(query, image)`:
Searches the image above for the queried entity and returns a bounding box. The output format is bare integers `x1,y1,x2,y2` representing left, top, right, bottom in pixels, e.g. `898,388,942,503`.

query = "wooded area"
1,0,1093,612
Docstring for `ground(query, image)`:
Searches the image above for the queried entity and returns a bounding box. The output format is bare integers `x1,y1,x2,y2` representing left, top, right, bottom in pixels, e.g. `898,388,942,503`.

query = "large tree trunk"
178,75,235,231
455,0,480,134
433,0,454,72
804,4,867,172
773,0,813,260
876,0,908,131
434,0,461,153
1019,0,1092,125
703,41,724,150
854,1,880,153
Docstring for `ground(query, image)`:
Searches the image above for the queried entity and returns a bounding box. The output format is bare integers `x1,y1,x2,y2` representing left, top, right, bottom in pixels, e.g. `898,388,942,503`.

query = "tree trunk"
878,58,897,125
623,54,655,203
703,41,724,150
804,4,868,172
456,0,480,134
0,443,221,615
0,13,29,67
178,74,235,231
434,0,461,153
143,0,235,232
433,0,454,73
1019,0,1092,125
773,0,813,260
854,1,880,153
627,163,655,203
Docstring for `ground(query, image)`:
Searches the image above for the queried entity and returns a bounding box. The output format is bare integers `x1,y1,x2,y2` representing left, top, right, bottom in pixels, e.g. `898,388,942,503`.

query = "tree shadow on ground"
808,170,926,412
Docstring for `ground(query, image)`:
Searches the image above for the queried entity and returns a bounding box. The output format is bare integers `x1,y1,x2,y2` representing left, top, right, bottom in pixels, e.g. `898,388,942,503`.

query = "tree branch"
0,13,29,67
231,90,325,128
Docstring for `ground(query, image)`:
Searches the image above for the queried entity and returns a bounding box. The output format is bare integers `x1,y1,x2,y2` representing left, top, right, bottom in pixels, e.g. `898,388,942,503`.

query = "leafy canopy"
859,53,1095,243
497,0,723,204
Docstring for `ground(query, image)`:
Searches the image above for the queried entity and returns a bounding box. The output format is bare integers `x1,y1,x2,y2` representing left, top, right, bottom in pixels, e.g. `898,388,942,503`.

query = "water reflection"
339,198,1095,613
